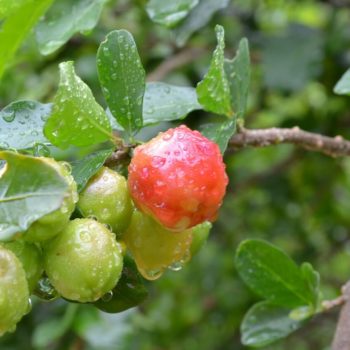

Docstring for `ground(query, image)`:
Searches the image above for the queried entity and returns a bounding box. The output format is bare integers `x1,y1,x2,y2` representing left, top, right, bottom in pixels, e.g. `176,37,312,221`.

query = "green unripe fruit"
23,159,78,242
78,167,133,234
43,218,123,302
0,247,30,336
124,210,193,280
1,240,43,292
190,221,212,257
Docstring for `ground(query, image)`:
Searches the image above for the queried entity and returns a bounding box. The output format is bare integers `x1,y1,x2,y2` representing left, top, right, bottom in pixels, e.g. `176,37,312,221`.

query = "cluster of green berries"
0,125,227,336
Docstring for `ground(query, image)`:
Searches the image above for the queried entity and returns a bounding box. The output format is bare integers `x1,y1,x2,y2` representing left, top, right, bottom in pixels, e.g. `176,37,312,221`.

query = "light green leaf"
224,38,251,120
146,0,199,28
334,68,350,95
174,0,230,46
97,30,146,136
235,239,314,308
0,0,53,79
200,119,236,153
241,301,303,348
0,100,51,150
0,151,68,241
44,61,112,149
71,147,114,192
196,25,233,118
36,0,109,55
0,0,31,18
301,262,321,310
143,82,202,125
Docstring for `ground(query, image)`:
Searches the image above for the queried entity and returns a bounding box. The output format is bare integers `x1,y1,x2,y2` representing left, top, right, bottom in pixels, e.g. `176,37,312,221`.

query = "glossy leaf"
235,239,314,308
36,0,109,55
241,301,303,348
224,38,251,120
200,119,236,153
174,0,230,46
0,151,68,240
196,25,233,118
97,30,145,135
94,255,148,313
71,147,114,192
44,61,112,149
146,0,199,28
334,68,350,95
0,0,53,79
0,100,51,150
143,82,202,125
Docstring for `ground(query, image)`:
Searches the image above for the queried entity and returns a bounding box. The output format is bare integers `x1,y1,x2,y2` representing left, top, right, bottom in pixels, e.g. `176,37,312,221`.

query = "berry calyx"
0,246,30,336
43,218,123,302
128,125,228,231
23,159,78,242
123,209,193,280
78,167,133,234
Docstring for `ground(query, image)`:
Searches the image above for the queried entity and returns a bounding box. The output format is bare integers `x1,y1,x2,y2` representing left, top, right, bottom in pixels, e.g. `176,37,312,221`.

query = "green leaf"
35,0,109,55
235,239,314,308
0,0,53,79
44,61,112,149
143,82,202,125
334,68,350,95
301,262,321,310
241,301,303,348
94,255,148,313
224,38,251,120
0,100,51,150
146,0,199,28
196,25,233,118
0,151,68,240
200,119,236,153
71,147,114,192
97,30,146,135
32,304,78,348
0,0,31,18
174,0,230,46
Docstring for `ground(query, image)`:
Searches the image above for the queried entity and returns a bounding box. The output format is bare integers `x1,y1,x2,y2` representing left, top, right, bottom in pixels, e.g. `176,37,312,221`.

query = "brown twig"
331,282,350,350
147,47,206,82
229,127,350,157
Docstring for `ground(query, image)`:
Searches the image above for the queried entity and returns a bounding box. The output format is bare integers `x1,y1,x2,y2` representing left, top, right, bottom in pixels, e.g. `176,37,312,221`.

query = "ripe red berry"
128,125,228,231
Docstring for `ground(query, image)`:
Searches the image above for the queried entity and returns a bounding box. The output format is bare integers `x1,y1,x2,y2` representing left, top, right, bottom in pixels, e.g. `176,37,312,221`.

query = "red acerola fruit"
128,125,228,231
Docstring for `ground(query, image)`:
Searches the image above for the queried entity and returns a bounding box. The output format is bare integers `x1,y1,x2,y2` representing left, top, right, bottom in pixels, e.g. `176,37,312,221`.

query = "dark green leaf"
241,301,303,348
196,25,233,117
36,0,109,55
44,61,112,149
235,239,314,308
97,30,146,135
174,0,230,46
71,147,114,192
94,255,148,313
224,38,250,120
146,0,199,27
200,119,236,153
261,24,323,91
0,0,53,79
143,82,202,125
0,151,68,240
334,68,350,95
0,100,51,150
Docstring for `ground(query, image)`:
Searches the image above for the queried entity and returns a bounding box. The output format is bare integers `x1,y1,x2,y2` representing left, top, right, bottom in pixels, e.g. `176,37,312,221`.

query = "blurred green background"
1,0,350,349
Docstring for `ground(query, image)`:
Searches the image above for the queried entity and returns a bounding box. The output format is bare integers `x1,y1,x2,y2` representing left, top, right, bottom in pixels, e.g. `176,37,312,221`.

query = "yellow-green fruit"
78,167,133,234
2,240,43,292
23,159,78,242
124,210,193,280
0,246,30,336
43,218,123,302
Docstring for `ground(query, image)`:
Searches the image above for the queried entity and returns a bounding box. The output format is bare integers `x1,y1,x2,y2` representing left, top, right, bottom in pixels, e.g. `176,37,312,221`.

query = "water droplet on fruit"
142,268,163,280
34,277,59,301
151,156,166,168
168,261,183,271
101,290,113,302
2,111,15,122
25,298,32,314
